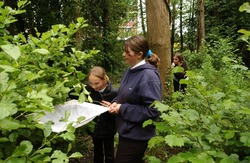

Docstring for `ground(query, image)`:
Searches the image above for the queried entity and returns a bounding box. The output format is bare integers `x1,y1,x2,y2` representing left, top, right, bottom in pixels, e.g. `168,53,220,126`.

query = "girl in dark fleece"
108,35,162,163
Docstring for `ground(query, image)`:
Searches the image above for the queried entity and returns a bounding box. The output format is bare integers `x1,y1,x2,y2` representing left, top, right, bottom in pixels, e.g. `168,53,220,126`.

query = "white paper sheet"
38,100,109,133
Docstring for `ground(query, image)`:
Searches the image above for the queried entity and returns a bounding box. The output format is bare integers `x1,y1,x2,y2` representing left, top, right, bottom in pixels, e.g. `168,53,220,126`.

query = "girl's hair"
147,53,160,68
124,35,160,68
88,66,109,81
174,52,184,63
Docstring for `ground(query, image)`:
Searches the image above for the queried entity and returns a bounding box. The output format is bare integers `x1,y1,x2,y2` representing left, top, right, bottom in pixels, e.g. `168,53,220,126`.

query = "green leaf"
238,29,250,36
17,0,29,8
1,44,21,61
168,155,186,163
35,147,52,154
76,116,86,124
154,101,170,112
59,132,75,141
0,118,22,130
0,65,17,72
51,150,69,163
146,156,161,163
9,132,19,142
0,137,9,142
12,140,33,157
66,123,75,133
69,152,83,158
182,109,200,121
148,136,164,149
172,66,184,74
212,92,225,100
143,119,153,128
239,2,250,13
209,124,220,134
164,135,184,147
224,131,235,140
32,48,50,55
59,110,70,122
43,121,53,137
0,102,17,119
240,132,250,147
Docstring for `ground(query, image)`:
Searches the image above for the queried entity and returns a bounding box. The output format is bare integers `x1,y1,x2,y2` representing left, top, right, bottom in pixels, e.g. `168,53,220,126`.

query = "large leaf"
0,102,17,119
164,135,184,147
1,44,21,61
11,140,33,157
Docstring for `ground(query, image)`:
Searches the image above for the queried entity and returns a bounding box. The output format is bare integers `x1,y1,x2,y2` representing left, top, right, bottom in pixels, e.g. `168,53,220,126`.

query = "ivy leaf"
12,140,33,157
1,44,21,61
164,135,184,147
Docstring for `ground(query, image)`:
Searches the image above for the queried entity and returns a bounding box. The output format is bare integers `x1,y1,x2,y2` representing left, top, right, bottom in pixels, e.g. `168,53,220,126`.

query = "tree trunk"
146,0,171,97
197,0,205,51
180,0,183,51
139,0,146,35
171,1,176,56
74,0,83,50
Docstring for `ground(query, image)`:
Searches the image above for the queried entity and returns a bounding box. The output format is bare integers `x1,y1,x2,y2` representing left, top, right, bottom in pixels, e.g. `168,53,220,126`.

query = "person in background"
108,35,162,163
86,66,117,163
171,52,188,92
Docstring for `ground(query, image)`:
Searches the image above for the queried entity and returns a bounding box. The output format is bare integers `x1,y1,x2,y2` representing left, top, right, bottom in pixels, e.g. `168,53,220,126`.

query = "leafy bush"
146,41,250,162
0,1,97,162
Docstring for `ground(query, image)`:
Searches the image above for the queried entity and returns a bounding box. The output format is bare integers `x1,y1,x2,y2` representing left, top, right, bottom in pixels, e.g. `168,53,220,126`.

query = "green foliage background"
0,1,97,162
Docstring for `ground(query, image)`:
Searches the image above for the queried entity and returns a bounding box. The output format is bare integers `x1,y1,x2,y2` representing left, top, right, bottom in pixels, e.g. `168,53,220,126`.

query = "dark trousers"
115,137,148,163
174,80,187,92
93,137,114,163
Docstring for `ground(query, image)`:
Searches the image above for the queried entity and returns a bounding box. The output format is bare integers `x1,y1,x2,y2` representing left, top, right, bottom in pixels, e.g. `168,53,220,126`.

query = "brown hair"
174,52,184,63
147,53,160,68
124,35,160,68
88,66,109,81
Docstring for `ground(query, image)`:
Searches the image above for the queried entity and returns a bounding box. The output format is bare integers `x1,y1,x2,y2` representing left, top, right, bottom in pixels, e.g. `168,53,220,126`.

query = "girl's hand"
108,102,121,114
100,100,111,107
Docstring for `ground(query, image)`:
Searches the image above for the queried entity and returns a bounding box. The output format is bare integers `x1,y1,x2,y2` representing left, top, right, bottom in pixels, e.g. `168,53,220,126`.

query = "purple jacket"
113,63,162,141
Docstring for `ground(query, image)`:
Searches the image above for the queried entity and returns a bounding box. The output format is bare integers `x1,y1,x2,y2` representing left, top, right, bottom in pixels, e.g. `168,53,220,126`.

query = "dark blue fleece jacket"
113,63,162,141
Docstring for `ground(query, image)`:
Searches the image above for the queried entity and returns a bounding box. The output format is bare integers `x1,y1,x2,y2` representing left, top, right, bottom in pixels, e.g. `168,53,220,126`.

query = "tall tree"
196,0,205,51
146,0,172,97
139,0,146,35
171,0,177,55
180,0,184,51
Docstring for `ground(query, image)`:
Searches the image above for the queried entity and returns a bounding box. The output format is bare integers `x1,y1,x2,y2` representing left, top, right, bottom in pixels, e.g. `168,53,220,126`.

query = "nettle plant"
0,1,98,162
